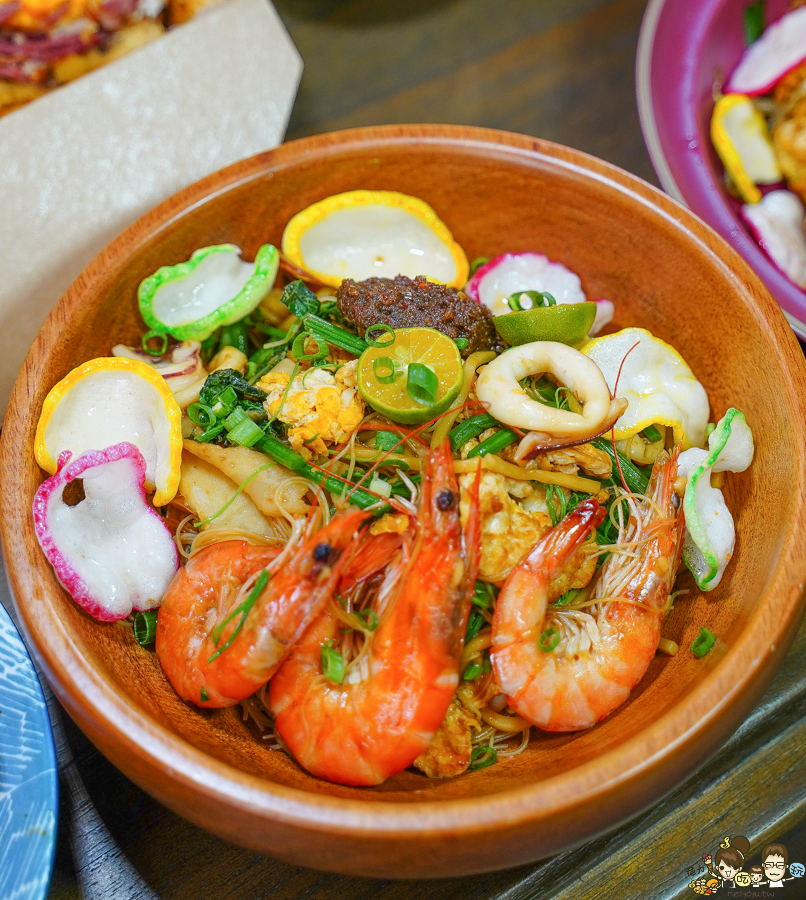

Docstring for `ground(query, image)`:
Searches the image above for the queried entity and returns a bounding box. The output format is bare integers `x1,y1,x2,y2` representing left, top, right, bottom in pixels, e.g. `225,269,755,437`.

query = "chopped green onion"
321,642,345,683
369,475,392,498
506,290,557,312
133,610,158,646
538,627,560,652
375,430,400,452
200,687,210,703
208,569,270,662
467,428,517,459
691,627,716,658
641,424,663,443
592,438,649,494
469,745,497,770
744,0,764,46
291,331,328,362
469,256,489,275
463,661,483,681
223,406,249,430
212,385,239,414
472,580,494,609
187,403,216,428
194,424,226,444
365,323,396,348
465,608,484,642
482,652,492,674
142,329,168,357
372,356,399,384
303,314,367,356
454,338,469,350
448,412,500,451
226,417,265,448
406,363,438,407
554,589,579,608
357,609,379,632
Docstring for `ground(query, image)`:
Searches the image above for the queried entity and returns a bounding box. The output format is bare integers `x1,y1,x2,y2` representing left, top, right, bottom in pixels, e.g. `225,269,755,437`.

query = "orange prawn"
156,506,373,708
269,441,481,786
491,447,684,732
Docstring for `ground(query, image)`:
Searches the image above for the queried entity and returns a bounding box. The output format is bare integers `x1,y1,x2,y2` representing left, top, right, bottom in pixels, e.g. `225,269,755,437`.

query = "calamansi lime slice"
493,302,597,346
357,327,463,425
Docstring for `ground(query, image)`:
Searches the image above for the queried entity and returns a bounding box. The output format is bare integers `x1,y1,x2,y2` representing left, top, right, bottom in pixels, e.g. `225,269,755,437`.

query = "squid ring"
475,341,627,455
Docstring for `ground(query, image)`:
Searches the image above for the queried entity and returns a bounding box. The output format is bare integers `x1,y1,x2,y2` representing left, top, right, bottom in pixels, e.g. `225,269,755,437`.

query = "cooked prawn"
269,441,481,786
491,447,684,732
156,507,372,708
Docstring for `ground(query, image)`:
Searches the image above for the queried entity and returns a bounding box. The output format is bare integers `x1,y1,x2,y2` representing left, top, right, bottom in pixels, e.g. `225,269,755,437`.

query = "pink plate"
636,0,806,338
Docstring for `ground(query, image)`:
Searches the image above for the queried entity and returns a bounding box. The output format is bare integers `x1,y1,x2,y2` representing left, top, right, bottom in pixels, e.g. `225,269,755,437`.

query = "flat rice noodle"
179,452,278,539
182,440,309,517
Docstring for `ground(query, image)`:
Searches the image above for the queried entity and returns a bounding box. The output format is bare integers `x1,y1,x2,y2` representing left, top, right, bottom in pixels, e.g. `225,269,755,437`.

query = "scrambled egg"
258,360,364,458
459,469,551,583
369,513,409,537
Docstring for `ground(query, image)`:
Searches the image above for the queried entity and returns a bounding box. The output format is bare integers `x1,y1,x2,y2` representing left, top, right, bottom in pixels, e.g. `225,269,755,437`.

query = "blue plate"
0,602,58,900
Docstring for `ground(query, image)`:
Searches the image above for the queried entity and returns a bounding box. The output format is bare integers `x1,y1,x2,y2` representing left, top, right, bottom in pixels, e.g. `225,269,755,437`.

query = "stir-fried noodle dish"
32,189,755,786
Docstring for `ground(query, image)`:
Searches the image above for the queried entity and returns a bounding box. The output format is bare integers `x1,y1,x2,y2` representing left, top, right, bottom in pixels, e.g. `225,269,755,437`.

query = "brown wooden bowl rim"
3,124,806,839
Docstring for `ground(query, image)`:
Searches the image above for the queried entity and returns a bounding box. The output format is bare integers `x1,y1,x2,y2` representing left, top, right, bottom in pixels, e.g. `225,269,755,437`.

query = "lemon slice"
282,190,469,289
34,357,183,506
582,327,709,449
357,327,463,425
494,302,596,346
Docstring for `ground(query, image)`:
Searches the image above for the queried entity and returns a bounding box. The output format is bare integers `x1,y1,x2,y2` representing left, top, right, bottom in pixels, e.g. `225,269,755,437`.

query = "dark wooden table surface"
6,0,806,897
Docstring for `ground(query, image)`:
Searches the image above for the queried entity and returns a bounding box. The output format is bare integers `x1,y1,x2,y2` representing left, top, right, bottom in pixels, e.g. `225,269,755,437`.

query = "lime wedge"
493,302,597,346
357,327,463,425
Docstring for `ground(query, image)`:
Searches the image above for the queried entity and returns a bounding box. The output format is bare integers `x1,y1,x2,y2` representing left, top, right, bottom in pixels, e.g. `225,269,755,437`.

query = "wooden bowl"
3,125,806,879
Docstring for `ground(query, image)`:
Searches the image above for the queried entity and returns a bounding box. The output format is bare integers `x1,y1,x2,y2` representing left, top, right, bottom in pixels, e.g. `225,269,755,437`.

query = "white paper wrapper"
0,0,302,414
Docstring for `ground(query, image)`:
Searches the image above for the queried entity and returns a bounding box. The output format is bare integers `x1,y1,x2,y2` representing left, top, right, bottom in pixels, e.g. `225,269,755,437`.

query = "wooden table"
6,0,806,896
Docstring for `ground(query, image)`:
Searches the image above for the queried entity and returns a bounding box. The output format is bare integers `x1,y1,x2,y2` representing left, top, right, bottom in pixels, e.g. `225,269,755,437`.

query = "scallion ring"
365,323,396,348
691,627,716,658
291,331,329,362
538,627,560,653
406,362,438,406
187,402,217,428
141,329,168,357
357,608,379,632
132,609,158,646
372,357,399,385
321,642,346,683
469,745,498,770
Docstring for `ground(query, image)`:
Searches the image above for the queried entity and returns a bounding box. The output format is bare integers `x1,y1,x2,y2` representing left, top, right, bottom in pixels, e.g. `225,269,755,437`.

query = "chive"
142,329,168,357
455,338,469,350
744,0,764,45
472,580,494,609
226,417,264,448
187,402,216,428
538,627,560,652
200,687,210,703
253,434,387,512
406,363,438,406
303,314,368,357
545,484,567,527
692,627,716,658
357,609,379,632
592,438,649,494
291,331,328,362
133,610,158,646
365,323,396,348
448,412,500,451
463,662,483,680
375,430,399,451
219,321,249,355
466,428,517,459
465,608,484,642
321,642,345,683
641,424,663,443
372,356,399,384
193,424,225,443
469,745,497,770
208,569,270,662
469,256,489,275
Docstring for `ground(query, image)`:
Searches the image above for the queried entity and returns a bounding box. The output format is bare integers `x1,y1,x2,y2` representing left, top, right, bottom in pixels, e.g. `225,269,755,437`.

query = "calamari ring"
475,341,626,452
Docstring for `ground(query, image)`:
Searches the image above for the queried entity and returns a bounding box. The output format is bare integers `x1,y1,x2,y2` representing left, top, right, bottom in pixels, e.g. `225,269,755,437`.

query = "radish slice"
726,6,806,96
32,443,180,622
741,190,806,288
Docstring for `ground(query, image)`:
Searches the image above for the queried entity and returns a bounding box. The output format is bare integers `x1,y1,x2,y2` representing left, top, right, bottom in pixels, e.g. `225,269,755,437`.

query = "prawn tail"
537,497,606,581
